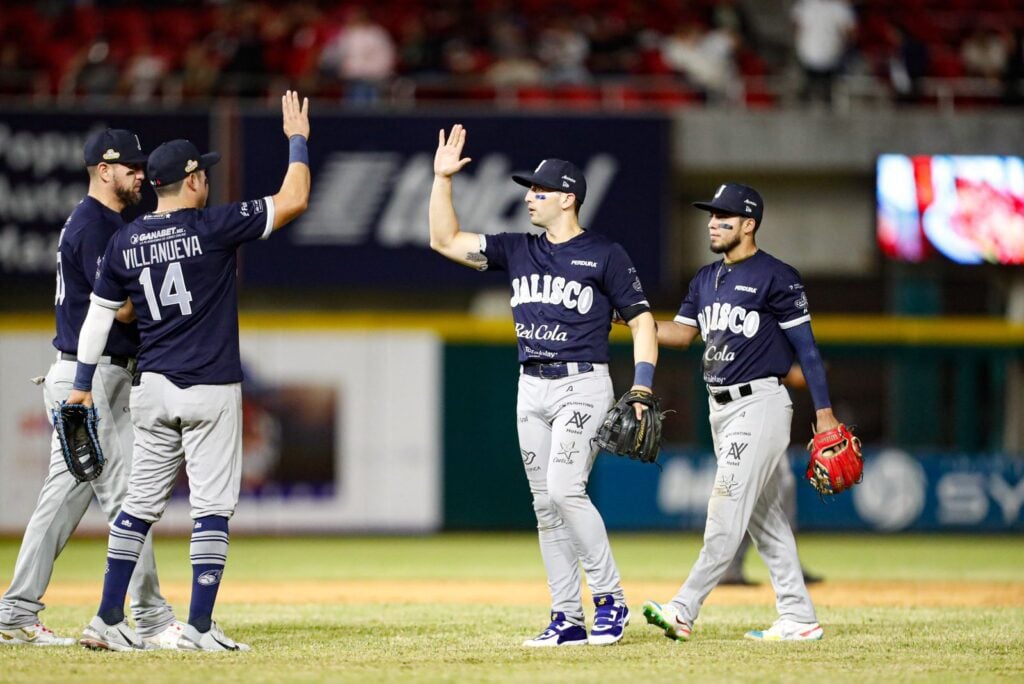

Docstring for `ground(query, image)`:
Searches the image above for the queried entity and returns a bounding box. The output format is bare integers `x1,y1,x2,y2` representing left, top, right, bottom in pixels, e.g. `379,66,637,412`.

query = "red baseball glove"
805,424,863,496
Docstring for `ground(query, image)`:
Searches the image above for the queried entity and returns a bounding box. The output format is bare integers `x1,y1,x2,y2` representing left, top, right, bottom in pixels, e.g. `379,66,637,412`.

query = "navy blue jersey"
675,250,810,386
91,197,275,387
53,196,139,357
482,231,650,363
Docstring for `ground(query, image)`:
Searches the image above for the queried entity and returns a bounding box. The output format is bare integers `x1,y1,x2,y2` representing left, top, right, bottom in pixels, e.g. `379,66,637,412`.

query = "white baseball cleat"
0,622,76,646
79,616,145,651
744,619,824,641
641,600,692,642
142,620,187,650
177,621,251,652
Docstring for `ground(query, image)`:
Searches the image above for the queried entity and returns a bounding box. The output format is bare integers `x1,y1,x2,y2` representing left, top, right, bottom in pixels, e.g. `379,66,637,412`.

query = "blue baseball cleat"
522,612,588,647
589,594,629,646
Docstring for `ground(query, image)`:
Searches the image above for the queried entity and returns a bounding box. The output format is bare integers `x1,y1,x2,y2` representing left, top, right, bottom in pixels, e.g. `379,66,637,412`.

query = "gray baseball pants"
517,364,623,625
0,356,175,637
670,378,816,625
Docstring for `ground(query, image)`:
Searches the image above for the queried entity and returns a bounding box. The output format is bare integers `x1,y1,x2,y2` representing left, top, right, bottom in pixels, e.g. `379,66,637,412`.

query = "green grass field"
1,533,1022,683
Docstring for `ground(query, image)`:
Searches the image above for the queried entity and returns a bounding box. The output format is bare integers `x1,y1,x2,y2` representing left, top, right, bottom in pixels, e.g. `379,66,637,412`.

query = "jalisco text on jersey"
510,274,594,314
697,302,760,339
122,236,203,269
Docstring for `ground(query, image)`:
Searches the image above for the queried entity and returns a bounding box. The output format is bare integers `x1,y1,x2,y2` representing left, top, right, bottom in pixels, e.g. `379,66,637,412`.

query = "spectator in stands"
486,16,542,87
1003,29,1024,105
791,0,857,104
588,13,641,76
214,3,269,98
961,23,1012,84
120,41,169,104
883,21,928,103
61,37,120,99
396,14,447,77
319,7,396,106
536,15,590,85
175,41,221,100
710,0,756,50
660,21,740,103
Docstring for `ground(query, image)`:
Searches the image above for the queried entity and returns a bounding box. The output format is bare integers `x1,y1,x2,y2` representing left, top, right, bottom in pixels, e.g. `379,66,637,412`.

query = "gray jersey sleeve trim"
260,196,275,240
674,315,698,327
90,292,126,310
779,315,811,330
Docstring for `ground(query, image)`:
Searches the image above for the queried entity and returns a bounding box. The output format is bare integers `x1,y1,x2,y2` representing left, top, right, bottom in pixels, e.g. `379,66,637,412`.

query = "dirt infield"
35,579,1024,608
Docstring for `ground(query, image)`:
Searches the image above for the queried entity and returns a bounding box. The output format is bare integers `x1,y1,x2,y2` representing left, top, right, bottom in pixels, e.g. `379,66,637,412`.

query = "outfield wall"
0,326,442,535
1,314,1020,534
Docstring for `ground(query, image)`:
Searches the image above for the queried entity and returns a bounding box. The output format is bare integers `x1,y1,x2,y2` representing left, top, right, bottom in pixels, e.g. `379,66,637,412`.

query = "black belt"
60,352,136,372
709,378,780,404
522,361,594,379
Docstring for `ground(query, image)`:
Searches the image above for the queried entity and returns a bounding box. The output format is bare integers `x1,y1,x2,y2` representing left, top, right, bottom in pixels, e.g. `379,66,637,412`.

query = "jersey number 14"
139,263,193,320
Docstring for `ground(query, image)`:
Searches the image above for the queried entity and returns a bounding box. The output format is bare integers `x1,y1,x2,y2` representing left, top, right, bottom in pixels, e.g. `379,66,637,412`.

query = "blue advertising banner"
0,110,211,288
238,113,670,289
591,447,1024,532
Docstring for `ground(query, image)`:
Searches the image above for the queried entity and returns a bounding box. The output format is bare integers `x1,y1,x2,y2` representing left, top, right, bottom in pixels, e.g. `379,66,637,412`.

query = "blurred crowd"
1,0,1023,107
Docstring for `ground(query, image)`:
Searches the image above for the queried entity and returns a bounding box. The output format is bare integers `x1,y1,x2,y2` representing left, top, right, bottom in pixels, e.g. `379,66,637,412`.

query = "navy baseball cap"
512,159,587,205
83,129,148,166
693,182,764,223
147,139,221,187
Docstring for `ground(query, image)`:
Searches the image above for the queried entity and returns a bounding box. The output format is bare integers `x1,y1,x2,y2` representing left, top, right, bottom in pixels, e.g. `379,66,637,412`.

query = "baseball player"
0,130,180,648
429,125,658,647
642,182,843,641
721,364,823,586
65,91,311,652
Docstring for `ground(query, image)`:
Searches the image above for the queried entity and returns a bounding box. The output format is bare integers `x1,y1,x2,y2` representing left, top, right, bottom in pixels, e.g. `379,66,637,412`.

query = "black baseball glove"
594,390,668,465
52,403,105,483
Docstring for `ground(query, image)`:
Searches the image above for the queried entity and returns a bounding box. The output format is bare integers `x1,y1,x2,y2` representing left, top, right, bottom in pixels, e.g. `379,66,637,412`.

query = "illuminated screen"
877,154,1024,265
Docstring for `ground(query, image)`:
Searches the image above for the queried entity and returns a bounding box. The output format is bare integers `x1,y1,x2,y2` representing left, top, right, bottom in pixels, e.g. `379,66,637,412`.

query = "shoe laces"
34,623,54,636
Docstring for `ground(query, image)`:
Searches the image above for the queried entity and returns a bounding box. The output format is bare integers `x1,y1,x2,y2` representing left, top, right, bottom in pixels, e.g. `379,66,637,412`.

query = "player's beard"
115,184,142,207
710,229,741,254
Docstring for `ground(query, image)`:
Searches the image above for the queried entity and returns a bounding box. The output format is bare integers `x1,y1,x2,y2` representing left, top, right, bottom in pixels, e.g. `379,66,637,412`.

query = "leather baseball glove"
806,423,863,496
52,403,105,483
595,390,668,465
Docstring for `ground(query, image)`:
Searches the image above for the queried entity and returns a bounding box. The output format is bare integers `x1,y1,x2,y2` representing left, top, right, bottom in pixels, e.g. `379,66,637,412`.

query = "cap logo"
561,174,576,183
134,134,142,150
184,159,198,173
714,184,726,199
102,149,120,161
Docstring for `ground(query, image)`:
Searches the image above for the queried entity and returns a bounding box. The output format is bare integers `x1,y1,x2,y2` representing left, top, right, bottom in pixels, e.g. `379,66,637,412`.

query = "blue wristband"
288,135,308,166
633,361,655,388
73,362,97,392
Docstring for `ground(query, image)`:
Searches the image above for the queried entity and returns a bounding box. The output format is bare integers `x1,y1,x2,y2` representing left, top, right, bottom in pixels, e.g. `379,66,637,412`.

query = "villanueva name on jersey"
122,235,204,269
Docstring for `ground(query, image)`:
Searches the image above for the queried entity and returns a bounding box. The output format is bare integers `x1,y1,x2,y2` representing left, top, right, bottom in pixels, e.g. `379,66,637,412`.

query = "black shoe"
719,575,759,586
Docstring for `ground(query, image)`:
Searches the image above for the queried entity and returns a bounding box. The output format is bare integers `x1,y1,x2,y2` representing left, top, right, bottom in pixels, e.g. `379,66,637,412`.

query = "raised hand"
282,90,310,140
434,124,472,178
